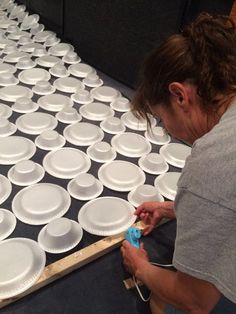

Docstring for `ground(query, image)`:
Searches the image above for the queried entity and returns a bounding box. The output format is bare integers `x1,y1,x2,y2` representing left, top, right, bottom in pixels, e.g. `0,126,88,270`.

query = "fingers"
122,239,131,248
135,201,163,216
140,212,151,224
135,203,147,216
142,224,155,236
140,242,145,250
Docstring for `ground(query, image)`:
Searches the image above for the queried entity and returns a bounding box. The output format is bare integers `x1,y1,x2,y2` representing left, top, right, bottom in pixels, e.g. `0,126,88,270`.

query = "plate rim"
78,196,136,236
98,160,146,192
111,132,152,158
12,183,71,225
43,147,91,179
0,237,46,299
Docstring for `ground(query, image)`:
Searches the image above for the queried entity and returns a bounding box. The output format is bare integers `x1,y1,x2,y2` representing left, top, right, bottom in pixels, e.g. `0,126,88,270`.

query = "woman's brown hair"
133,12,236,120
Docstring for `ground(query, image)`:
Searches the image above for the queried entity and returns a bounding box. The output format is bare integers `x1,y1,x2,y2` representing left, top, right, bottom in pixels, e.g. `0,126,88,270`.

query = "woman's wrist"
135,259,152,281
161,201,175,219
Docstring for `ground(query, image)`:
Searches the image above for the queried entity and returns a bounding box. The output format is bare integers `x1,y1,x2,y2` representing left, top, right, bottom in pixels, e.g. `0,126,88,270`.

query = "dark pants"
164,296,236,314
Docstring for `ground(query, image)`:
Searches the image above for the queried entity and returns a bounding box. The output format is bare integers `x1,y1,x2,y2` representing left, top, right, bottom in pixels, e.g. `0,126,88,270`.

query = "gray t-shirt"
173,103,236,304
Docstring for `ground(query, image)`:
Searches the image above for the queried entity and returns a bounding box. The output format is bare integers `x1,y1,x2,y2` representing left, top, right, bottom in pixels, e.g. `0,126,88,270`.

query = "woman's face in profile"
151,84,208,145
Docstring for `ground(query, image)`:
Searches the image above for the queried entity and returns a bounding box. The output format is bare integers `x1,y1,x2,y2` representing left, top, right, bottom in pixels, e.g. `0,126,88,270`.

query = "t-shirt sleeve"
173,187,236,303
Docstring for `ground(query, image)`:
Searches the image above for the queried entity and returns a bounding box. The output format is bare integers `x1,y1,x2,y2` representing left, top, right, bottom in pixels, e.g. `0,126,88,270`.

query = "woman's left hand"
121,240,149,278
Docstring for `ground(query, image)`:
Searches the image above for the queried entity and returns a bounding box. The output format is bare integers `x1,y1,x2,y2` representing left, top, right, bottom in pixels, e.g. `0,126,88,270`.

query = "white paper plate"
91,86,121,102
17,35,34,46
12,98,39,113
7,30,29,40
0,18,16,29
16,58,36,70
16,11,28,23
12,183,71,225
53,77,85,93
128,184,164,208
2,43,17,55
35,130,66,151
79,102,114,121
110,97,131,112
30,23,45,35
0,103,12,118
32,81,56,95
0,175,12,204
0,85,33,102
0,136,36,165
67,173,103,201
0,39,15,49
0,1,8,10
86,141,117,163
49,64,70,78
0,2,14,11
82,74,103,88
78,197,136,236
0,1,13,11
0,117,16,137
0,73,18,86
16,112,58,135
138,153,169,175
71,90,93,105
35,55,62,68
18,68,51,85
33,30,55,43
62,51,81,64
8,160,45,186
0,238,46,299
0,9,7,17
3,51,30,63
9,4,25,20
98,160,146,192
0,208,16,240
100,116,126,134
19,42,45,53
38,93,73,112
159,143,191,168
55,107,82,124
0,62,16,74
111,132,152,158
38,218,83,254
68,63,95,78
43,147,91,179
31,47,48,57
44,35,60,47
121,111,156,131
154,172,181,201
63,122,104,146
20,14,39,30
145,126,171,145
48,43,74,57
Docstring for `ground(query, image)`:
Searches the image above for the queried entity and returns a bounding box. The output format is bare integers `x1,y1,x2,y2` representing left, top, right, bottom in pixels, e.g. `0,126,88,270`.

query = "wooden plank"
123,277,143,290
0,221,145,309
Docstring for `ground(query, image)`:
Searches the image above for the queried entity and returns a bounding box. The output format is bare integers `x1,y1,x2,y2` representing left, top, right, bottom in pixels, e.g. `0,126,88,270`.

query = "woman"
121,13,236,314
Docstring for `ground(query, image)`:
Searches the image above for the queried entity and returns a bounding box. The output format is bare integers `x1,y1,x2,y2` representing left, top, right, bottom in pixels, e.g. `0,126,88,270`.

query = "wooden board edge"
123,277,143,290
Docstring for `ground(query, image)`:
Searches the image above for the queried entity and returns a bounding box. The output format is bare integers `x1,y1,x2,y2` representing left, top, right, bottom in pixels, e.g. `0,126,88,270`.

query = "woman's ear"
168,82,190,113
168,82,185,103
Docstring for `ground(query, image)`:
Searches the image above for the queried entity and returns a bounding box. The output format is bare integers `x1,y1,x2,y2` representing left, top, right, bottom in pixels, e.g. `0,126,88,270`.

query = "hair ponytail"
182,13,236,107
133,12,236,119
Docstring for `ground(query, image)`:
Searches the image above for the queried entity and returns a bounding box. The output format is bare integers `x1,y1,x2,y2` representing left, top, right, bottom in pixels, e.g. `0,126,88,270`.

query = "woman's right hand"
135,201,175,235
